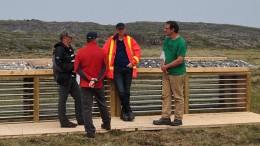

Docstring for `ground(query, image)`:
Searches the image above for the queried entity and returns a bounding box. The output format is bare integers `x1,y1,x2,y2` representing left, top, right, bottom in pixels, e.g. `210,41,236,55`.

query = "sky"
0,0,259,28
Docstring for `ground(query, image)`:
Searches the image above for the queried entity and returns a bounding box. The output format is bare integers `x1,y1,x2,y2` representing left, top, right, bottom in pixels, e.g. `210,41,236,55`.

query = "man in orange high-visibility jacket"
103,22,141,122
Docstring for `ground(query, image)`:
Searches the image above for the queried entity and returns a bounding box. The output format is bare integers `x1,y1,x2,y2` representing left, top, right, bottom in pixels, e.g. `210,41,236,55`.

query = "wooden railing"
0,58,252,123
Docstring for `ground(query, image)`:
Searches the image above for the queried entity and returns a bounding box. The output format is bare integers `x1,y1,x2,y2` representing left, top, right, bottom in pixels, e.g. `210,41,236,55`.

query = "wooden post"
184,74,189,114
115,91,121,117
108,79,119,117
33,77,40,122
246,72,252,111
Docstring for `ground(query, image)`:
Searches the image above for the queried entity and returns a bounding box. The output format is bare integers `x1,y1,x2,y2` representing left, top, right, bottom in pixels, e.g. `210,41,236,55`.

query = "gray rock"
138,59,256,68
0,59,256,70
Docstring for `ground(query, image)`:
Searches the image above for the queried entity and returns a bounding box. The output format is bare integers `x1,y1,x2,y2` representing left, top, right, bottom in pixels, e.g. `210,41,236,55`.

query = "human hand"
161,65,169,74
89,78,97,88
127,63,133,68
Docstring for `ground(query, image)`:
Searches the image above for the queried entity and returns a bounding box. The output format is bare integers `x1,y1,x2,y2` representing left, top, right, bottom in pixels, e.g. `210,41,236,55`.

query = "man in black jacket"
53,30,83,128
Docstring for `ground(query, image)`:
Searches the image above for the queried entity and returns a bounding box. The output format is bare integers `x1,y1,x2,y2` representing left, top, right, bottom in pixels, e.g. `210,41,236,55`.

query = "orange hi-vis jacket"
103,34,141,79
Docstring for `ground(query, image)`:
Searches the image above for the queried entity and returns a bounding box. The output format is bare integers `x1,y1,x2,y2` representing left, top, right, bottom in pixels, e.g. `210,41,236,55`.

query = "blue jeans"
114,66,133,110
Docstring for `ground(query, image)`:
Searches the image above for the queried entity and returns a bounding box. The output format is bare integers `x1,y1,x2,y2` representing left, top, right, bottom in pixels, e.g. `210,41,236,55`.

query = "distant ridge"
0,19,259,54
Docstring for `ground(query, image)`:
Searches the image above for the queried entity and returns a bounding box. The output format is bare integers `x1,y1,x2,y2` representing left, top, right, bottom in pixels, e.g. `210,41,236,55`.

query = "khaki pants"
161,73,185,120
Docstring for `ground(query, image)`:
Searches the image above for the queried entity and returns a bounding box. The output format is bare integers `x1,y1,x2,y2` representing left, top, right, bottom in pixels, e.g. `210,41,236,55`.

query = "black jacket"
53,42,76,85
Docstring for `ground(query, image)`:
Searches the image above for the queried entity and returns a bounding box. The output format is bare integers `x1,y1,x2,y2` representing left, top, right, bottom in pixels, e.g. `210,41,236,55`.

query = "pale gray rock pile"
185,60,256,68
138,59,161,68
138,59,256,68
0,59,256,70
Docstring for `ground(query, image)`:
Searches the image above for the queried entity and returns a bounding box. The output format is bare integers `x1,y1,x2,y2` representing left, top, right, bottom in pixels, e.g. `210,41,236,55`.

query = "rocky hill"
0,19,259,56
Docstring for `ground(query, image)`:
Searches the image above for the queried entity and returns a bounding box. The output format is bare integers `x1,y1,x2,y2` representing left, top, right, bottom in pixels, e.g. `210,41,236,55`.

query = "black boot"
101,122,111,130
120,108,128,121
127,106,135,121
153,118,171,125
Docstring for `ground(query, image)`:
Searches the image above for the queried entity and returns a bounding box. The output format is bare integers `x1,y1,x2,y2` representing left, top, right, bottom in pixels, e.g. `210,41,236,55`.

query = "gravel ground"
0,59,256,70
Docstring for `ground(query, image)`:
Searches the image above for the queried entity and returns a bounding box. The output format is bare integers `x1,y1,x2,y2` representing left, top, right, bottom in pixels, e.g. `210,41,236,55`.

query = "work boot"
101,123,111,130
127,107,135,121
77,121,84,125
60,121,77,128
171,119,182,126
153,118,171,125
120,109,128,121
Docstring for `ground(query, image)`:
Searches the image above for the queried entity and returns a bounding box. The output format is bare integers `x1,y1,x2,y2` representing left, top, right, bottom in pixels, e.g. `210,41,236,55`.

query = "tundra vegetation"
0,20,259,145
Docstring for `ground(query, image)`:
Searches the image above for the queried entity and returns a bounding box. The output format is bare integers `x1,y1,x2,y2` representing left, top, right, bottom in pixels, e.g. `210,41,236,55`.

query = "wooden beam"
187,68,250,72
246,72,252,111
138,67,250,73
184,74,189,114
185,57,228,61
0,68,250,76
33,77,40,122
108,79,118,117
0,57,227,65
137,68,161,73
141,57,228,61
0,70,53,76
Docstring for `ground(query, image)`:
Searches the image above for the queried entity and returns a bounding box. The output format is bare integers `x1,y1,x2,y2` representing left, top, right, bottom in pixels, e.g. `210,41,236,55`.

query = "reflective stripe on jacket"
103,34,141,79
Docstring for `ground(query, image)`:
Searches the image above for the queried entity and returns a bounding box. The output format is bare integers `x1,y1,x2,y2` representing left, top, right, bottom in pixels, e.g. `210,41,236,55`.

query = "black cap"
86,31,98,40
116,23,125,29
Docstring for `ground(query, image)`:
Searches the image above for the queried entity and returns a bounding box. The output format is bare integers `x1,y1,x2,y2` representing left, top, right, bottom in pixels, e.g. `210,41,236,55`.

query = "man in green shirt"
153,21,187,126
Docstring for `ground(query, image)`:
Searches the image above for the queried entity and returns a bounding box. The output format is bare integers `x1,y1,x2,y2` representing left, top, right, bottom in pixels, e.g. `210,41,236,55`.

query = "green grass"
0,47,260,145
1,125,260,146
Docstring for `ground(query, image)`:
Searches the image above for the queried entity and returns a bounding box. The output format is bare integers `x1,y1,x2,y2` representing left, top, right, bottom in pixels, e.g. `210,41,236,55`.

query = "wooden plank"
246,72,252,111
0,70,53,76
1,112,260,139
185,57,228,61
0,57,227,65
187,67,250,72
33,77,40,122
108,79,117,117
137,68,161,73
116,90,121,117
141,57,228,61
0,67,249,76
184,74,189,114
138,67,250,73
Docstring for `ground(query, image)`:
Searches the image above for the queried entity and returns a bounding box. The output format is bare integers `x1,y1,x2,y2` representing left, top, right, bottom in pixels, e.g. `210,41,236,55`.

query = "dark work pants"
58,78,83,124
114,67,133,110
81,87,111,135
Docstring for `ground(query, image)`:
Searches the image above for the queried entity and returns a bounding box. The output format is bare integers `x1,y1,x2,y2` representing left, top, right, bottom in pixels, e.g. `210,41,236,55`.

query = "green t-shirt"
163,36,187,75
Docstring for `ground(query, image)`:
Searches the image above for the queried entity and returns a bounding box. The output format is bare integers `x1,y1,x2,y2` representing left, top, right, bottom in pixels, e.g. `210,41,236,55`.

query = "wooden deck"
1,112,260,138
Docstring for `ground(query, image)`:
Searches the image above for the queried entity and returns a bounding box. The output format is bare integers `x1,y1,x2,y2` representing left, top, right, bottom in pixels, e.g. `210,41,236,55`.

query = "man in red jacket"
74,31,111,138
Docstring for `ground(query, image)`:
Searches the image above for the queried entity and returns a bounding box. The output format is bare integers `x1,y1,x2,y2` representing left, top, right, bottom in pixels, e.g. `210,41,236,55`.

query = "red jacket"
74,42,108,88
103,34,141,79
